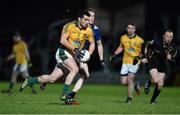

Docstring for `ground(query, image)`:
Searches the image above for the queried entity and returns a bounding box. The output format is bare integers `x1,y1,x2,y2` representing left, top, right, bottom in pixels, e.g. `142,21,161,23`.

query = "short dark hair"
87,8,95,13
127,22,136,27
163,28,173,35
77,10,91,19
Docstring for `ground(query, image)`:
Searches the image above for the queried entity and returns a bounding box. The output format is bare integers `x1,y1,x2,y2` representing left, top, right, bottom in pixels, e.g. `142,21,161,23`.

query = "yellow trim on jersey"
13,40,27,64
120,34,144,64
62,21,94,49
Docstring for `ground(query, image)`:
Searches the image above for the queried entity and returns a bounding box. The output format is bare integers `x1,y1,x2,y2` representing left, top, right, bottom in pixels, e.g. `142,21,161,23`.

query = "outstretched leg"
19,66,64,92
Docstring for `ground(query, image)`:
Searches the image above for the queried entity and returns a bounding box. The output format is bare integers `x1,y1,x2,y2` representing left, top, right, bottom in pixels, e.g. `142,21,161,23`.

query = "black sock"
147,79,152,86
126,96,132,102
134,81,139,88
68,91,76,98
151,83,161,102
9,82,14,90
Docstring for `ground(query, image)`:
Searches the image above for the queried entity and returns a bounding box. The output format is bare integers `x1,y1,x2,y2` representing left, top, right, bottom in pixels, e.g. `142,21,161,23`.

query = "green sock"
30,85,36,92
9,82,14,90
28,77,39,85
61,84,70,96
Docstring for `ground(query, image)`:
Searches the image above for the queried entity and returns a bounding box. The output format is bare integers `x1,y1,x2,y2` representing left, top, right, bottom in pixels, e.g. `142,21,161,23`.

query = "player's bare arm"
114,45,123,55
60,31,75,52
6,53,15,61
96,40,104,60
88,41,95,55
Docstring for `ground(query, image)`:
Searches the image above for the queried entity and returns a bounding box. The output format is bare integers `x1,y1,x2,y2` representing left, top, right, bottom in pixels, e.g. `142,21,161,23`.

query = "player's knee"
121,82,127,85
127,80,134,86
10,80,16,84
121,78,127,85
121,80,127,85
127,77,133,84
11,77,16,83
71,66,79,74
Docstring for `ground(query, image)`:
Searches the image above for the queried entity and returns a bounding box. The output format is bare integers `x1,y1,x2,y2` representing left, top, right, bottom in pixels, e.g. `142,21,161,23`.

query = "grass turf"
0,82,180,114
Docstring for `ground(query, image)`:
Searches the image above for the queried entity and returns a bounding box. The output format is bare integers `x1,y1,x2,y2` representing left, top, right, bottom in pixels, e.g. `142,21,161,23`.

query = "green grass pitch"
0,82,180,114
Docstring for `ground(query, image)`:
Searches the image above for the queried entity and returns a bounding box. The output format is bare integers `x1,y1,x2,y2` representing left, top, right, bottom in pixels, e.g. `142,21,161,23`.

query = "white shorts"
120,64,139,75
55,48,73,63
13,64,28,73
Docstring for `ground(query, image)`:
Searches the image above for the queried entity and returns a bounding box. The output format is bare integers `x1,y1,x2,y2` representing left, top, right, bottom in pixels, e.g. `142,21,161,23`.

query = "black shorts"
146,57,166,73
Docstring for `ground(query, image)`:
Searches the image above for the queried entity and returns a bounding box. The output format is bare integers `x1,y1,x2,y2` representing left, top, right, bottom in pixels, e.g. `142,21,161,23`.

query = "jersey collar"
127,34,136,39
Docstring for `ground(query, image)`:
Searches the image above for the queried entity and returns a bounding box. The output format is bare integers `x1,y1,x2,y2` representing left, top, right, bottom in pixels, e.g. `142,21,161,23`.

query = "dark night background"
0,0,180,85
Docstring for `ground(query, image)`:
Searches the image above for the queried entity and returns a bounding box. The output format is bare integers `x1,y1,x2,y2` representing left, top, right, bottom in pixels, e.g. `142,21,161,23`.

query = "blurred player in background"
1,31,37,95
143,29,177,104
110,22,144,103
19,10,95,104
66,8,105,102
84,8,105,68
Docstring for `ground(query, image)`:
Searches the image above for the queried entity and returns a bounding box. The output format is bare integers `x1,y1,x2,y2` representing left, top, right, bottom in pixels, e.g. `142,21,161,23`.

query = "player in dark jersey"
142,29,177,104
83,8,105,67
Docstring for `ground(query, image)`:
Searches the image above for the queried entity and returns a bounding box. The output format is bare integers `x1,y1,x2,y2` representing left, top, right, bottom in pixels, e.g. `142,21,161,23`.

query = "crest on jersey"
128,47,135,52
